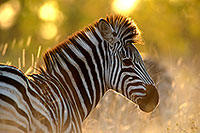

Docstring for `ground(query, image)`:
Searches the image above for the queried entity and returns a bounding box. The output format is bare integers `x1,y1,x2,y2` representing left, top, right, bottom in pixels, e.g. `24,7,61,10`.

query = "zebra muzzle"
137,84,159,113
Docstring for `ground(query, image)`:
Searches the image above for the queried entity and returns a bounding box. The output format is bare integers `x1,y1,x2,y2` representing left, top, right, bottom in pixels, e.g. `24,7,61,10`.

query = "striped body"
0,15,159,132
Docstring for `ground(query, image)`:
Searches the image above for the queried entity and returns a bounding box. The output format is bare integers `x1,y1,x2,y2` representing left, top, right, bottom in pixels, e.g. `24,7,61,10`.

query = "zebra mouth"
137,84,159,113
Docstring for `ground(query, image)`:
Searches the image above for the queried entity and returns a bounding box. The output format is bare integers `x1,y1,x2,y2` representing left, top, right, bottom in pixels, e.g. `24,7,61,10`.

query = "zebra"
0,15,159,132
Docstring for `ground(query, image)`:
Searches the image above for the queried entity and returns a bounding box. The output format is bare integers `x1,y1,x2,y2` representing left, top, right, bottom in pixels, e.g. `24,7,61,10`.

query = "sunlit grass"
112,0,139,15
1,43,8,56
0,37,41,75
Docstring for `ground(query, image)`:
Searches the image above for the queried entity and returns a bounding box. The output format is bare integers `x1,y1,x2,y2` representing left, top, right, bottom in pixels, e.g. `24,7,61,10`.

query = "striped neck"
37,26,110,122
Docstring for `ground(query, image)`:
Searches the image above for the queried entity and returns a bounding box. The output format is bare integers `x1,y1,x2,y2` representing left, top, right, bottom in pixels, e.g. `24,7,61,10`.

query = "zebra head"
98,15,159,113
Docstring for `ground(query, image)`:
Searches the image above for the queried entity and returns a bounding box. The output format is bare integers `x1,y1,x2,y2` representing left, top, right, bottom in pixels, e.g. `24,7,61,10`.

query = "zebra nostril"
138,84,159,113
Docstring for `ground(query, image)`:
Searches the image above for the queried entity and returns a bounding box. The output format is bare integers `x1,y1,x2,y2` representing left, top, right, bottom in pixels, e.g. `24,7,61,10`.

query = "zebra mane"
40,15,141,74
104,15,141,43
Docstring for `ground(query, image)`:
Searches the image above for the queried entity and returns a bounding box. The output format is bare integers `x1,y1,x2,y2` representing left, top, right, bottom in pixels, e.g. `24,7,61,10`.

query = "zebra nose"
138,84,159,113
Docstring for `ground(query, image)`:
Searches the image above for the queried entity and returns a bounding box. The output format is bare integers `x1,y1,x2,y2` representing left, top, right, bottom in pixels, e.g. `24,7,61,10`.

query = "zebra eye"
122,58,133,66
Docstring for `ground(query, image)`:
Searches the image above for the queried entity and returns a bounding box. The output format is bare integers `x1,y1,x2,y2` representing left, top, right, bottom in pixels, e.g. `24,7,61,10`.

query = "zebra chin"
137,84,159,113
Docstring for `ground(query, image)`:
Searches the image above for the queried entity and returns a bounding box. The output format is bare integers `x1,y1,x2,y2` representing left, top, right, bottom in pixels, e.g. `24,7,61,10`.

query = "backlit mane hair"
104,15,141,43
39,15,141,74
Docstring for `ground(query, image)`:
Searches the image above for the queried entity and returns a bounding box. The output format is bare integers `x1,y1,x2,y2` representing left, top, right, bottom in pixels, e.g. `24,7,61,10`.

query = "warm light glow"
0,5,14,28
112,0,138,15
0,0,20,29
40,22,58,40
39,1,59,21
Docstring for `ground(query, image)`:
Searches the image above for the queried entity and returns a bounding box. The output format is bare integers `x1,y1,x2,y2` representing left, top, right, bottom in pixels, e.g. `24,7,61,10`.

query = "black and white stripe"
0,15,159,132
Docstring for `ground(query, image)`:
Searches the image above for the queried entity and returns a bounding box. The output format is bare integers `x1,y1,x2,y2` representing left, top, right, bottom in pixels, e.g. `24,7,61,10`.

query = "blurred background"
0,0,200,132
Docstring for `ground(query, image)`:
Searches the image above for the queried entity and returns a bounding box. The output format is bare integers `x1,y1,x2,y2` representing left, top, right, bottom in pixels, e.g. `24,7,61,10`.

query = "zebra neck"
39,27,109,121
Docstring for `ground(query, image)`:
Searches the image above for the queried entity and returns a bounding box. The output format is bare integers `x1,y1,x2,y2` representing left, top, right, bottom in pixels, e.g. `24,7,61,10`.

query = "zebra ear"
98,19,114,43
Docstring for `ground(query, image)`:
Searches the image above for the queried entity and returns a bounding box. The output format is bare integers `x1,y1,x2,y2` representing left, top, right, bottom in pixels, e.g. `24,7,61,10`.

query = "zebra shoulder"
0,64,27,80
0,64,30,91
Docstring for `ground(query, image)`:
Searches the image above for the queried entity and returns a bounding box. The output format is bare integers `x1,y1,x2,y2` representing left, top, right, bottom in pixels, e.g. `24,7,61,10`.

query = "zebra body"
0,15,159,132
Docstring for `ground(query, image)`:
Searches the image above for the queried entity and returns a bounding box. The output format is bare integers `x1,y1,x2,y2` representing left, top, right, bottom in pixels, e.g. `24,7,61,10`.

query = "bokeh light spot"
39,1,59,22
112,0,138,15
40,22,58,40
0,0,20,30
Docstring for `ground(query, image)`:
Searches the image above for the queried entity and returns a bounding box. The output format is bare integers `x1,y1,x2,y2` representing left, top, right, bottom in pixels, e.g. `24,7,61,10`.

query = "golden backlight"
39,1,59,22
0,0,20,30
112,0,138,15
40,22,58,40
38,1,63,40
